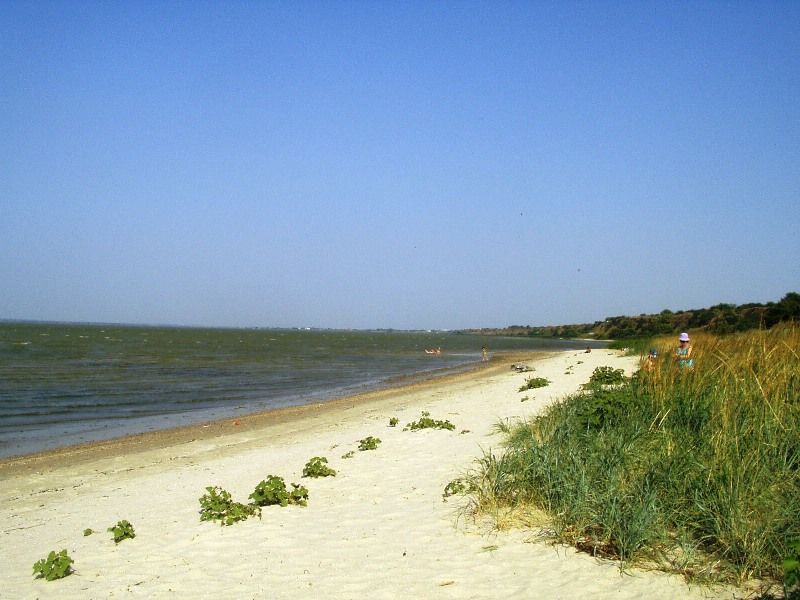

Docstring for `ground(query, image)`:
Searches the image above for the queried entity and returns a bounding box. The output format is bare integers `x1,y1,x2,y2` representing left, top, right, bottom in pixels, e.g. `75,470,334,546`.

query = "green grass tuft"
469,324,800,587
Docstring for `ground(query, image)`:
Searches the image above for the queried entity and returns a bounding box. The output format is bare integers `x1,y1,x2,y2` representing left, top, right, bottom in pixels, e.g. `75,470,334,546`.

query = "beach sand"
0,350,738,599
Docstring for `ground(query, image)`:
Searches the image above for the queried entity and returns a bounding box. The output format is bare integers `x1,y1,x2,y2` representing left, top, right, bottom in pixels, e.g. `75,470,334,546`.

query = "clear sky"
2,2,798,330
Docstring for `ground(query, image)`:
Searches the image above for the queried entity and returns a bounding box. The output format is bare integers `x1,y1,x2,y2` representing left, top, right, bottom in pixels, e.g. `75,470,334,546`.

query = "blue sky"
2,2,798,330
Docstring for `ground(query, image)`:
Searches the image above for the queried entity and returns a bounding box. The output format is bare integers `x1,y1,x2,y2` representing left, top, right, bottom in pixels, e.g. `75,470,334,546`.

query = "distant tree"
470,292,797,340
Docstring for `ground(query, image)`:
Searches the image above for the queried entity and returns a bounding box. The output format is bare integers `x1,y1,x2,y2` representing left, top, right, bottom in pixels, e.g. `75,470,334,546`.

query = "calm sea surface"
0,322,606,459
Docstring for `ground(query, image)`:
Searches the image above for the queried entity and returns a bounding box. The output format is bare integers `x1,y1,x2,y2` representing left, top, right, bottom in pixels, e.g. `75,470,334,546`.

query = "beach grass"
468,324,800,587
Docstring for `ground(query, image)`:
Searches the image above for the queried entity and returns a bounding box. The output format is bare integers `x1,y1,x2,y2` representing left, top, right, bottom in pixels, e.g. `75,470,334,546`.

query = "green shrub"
249,476,290,507
32,549,74,581
518,377,550,392
389,417,399,427
108,520,136,544
287,483,309,506
443,478,473,500
341,450,355,459
199,486,260,526
358,436,381,451
405,411,455,431
250,476,308,507
571,386,642,431
303,456,336,478
83,528,93,536
584,365,626,387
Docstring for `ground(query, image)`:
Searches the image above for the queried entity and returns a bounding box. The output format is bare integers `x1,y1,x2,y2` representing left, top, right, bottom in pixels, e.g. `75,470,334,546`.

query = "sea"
0,322,607,459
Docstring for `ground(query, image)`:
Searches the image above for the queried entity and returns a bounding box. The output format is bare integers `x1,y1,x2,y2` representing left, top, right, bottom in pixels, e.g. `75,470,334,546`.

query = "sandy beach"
0,349,739,599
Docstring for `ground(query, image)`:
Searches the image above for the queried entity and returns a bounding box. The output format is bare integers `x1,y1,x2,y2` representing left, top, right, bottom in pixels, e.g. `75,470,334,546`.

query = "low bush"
32,549,74,581
584,365,626,388
571,386,642,431
250,476,309,507
108,520,136,544
443,478,473,500
303,456,336,478
405,411,455,431
518,377,550,392
358,436,381,451
199,486,260,526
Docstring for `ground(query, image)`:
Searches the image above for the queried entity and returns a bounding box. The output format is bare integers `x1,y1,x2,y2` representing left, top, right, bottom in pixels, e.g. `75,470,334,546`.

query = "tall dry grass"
469,324,800,585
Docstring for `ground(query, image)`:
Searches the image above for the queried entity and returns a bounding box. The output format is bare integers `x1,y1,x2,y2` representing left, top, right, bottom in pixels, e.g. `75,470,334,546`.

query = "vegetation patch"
108,520,136,544
443,478,474,501
404,411,455,431
467,325,800,589
358,436,381,451
199,486,260,526
388,417,399,427
32,549,74,581
583,365,626,388
250,476,308,507
302,456,336,478
467,291,799,338
518,377,550,392
786,540,800,600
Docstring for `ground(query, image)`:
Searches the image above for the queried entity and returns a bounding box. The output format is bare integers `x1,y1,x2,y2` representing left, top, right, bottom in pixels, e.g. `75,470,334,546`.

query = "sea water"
0,322,605,458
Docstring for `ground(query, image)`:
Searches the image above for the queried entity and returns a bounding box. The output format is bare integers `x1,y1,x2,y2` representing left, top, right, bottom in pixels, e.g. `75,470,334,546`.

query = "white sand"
0,350,738,599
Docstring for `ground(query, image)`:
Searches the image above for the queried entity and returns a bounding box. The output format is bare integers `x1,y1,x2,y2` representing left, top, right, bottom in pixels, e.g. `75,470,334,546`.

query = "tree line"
467,292,800,340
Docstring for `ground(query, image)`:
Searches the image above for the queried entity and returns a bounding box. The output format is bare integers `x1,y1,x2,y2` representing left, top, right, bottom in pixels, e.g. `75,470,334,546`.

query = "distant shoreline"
0,350,540,477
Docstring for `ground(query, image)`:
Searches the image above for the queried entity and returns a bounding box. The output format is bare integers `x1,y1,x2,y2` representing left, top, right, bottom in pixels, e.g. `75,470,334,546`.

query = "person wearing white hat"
673,332,694,368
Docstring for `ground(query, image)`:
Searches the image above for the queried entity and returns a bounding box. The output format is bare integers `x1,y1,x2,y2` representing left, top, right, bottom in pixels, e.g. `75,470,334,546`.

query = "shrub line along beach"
1,347,752,599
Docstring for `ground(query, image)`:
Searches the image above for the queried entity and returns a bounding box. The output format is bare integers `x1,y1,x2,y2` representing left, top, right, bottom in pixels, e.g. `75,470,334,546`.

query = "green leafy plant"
287,482,309,506
388,417,399,427
250,476,309,507
108,520,136,544
572,386,641,431
584,365,626,388
518,377,550,392
341,450,355,459
442,478,473,500
303,456,337,478
32,549,74,581
786,539,800,600
83,528,93,536
358,436,381,451
405,411,455,431
199,486,260,526
249,475,290,506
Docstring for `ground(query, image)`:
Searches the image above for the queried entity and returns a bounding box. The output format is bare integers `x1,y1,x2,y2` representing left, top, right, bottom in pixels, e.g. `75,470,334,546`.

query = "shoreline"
0,351,535,478
1,348,740,599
